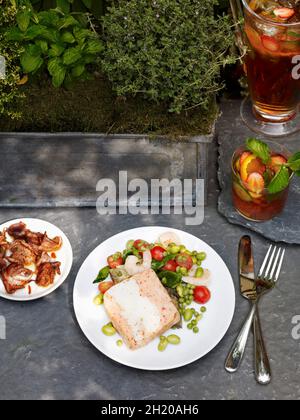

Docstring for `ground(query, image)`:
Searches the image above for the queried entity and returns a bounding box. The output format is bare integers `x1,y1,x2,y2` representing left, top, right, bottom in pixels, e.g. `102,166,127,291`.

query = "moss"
0,75,218,138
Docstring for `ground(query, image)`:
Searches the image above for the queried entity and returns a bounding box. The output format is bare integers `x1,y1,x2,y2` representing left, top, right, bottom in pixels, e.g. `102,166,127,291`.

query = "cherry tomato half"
162,259,178,272
133,239,150,252
107,253,123,269
151,246,166,261
98,281,114,294
193,286,211,304
176,254,193,271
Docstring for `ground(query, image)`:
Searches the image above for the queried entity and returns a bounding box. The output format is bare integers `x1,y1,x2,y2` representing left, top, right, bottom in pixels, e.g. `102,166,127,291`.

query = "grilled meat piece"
0,263,33,294
36,262,61,288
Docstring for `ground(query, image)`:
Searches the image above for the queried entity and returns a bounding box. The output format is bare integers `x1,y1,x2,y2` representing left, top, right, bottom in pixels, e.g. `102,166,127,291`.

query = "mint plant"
5,1,103,88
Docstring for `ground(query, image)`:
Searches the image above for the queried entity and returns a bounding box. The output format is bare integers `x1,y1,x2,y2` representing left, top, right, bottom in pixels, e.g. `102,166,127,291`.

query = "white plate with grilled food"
73,227,235,371
0,218,73,301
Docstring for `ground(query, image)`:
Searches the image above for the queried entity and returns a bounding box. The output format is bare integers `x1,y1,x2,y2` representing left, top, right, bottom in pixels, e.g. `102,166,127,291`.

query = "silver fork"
225,244,285,382
254,245,285,385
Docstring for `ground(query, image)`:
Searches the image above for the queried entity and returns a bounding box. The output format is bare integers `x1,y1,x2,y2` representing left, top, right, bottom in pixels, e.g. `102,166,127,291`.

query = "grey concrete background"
0,99,299,400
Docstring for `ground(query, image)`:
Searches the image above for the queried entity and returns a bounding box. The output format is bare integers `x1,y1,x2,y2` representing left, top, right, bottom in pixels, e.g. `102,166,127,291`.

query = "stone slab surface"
217,100,300,244
0,101,299,400
0,133,211,207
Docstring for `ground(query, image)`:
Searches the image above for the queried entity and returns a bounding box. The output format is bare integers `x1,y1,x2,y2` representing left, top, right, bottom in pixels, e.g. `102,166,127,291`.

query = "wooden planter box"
0,129,215,208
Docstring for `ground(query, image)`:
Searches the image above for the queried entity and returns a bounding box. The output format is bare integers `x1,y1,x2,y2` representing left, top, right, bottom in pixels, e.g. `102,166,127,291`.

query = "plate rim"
73,226,236,371
0,217,73,302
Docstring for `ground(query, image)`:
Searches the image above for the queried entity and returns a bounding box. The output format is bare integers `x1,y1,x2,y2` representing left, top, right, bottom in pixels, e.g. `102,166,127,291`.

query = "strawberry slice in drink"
274,8,295,19
261,35,280,52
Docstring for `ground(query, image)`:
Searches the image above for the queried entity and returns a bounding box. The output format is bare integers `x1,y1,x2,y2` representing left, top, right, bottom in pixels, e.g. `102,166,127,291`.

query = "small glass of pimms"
232,141,292,222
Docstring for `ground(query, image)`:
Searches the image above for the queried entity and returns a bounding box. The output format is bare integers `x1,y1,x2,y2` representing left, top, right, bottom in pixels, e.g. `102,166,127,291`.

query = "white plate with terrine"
73,226,235,370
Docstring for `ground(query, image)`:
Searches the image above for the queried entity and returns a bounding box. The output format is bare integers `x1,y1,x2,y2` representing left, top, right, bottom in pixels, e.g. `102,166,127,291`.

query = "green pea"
187,323,193,330
196,267,204,278
170,245,180,254
158,339,168,352
116,340,123,347
183,308,193,322
102,323,116,336
179,297,184,304
191,320,197,327
93,293,104,306
179,245,186,253
196,314,203,322
197,252,207,261
201,306,207,313
167,334,181,345
193,327,199,333
176,266,181,273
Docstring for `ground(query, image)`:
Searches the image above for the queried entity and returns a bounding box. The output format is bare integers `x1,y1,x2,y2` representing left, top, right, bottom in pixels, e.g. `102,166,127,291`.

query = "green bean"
196,267,204,278
102,323,117,336
184,308,193,322
93,293,104,306
167,334,181,345
180,267,188,276
179,245,186,253
197,252,207,261
158,337,168,352
192,256,197,265
170,245,180,254
176,285,184,297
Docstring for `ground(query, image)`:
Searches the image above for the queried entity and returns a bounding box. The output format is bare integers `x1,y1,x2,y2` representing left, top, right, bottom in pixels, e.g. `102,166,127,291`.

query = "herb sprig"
246,138,300,194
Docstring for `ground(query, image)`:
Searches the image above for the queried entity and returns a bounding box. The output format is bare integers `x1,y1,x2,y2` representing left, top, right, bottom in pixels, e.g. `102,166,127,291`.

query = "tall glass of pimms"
231,0,300,136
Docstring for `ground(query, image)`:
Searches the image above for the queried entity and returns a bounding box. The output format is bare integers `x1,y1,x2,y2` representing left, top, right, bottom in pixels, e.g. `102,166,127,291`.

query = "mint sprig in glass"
232,138,298,222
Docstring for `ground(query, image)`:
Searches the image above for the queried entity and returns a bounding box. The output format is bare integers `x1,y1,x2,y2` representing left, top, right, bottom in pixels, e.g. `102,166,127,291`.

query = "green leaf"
52,66,66,88
59,15,80,30
151,255,174,272
71,63,85,77
246,138,271,164
5,27,24,42
73,28,93,44
288,152,300,175
61,31,75,44
85,39,104,55
48,57,63,76
57,0,71,14
93,266,110,284
38,11,60,28
35,40,48,54
17,11,31,32
158,271,182,289
268,166,290,194
24,25,46,40
40,27,60,44
48,44,65,57
63,47,81,65
20,52,43,73
26,44,42,56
